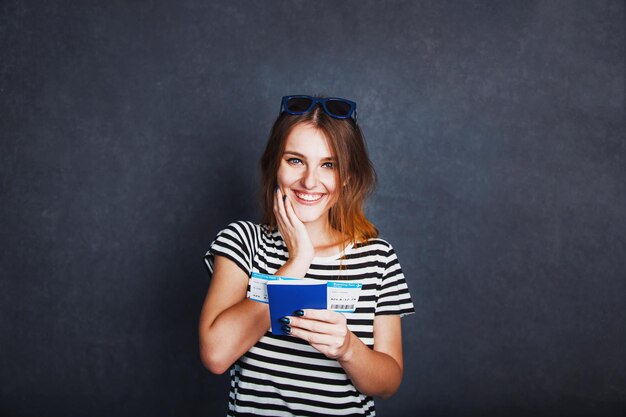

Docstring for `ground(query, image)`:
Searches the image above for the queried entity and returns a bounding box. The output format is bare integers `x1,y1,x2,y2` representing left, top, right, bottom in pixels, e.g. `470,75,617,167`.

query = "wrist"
277,257,312,278
243,298,271,330
291,247,315,263
338,332,359,364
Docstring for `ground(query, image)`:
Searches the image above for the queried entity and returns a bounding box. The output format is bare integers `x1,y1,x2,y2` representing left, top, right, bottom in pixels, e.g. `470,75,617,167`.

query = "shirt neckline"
312,241,354,262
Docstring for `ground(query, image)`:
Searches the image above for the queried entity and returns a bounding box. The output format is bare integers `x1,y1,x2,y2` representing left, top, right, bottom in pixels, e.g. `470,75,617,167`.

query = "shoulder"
353,237,395,255
222,220,261,231
212,221,266,248
218,220,266,237
348,237,404,271
207,221,270,272
216,220,280,246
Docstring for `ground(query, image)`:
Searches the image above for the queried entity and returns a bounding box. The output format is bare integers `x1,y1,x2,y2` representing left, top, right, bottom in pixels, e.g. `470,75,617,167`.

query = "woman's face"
276,123,338,227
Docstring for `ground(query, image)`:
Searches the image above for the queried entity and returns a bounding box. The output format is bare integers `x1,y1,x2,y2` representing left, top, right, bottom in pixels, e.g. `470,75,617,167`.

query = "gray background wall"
1,1,624,416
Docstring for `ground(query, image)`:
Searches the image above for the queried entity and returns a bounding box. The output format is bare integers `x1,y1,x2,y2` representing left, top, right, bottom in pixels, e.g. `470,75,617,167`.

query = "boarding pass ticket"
249,272,362,313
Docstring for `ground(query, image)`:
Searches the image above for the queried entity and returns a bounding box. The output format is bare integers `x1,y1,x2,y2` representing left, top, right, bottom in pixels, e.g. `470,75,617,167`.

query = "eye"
287,158,303,165
322,162,334,169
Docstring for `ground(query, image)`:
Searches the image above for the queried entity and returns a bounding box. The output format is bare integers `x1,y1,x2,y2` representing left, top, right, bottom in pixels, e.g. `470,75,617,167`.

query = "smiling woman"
261,97,378,245
199,95,415,417
276,125,338,227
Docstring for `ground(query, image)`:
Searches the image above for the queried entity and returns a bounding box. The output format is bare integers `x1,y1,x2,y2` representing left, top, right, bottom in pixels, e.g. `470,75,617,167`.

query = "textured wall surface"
1,1,624,416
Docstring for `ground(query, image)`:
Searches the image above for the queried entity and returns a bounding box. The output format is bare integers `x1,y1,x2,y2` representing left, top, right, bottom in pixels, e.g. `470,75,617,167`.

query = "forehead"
284,123,334,159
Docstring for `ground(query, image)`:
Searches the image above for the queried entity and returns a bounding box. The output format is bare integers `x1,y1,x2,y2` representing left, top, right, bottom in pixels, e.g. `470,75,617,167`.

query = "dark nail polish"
283,195,287,202
294,310,304,317
275,186,279,192
279,317,290,324
281,325,291,334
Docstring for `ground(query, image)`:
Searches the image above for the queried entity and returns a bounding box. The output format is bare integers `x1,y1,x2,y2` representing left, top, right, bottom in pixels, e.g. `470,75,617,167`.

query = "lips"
293,191,324,203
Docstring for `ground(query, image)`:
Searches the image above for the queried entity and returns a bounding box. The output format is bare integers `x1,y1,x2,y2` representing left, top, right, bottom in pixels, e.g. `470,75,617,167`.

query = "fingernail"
283,195,287,202
279,317,290,324
294,310,304,317
275,186,279,193
281,325,291,334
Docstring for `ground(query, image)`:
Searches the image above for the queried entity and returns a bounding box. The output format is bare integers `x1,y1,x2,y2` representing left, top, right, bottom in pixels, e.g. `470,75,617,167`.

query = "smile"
294,191,324,202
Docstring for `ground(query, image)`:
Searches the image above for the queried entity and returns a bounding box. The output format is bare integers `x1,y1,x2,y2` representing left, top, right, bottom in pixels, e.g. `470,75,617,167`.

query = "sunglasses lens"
325,99,352,117
285,97,314,113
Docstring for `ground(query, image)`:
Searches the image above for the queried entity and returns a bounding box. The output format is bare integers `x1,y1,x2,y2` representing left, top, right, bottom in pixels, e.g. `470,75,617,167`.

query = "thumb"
284,195,303,227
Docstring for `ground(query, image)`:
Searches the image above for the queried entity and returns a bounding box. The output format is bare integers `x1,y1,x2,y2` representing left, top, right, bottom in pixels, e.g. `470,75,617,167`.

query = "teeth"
295,192,323,201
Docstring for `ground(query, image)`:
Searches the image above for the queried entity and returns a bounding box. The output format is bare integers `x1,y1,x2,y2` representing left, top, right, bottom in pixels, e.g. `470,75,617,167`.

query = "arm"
199,189,315,374
198,254,315,375
339,315,403,398
198,254,267,375
285,312,404,399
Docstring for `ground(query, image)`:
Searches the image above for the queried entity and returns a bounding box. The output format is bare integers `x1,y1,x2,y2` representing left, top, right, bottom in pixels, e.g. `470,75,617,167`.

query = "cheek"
321,172,338,196
276,165,290,186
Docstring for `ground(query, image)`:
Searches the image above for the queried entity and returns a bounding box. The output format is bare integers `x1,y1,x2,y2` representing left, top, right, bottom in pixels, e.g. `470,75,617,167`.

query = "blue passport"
266,280,327,336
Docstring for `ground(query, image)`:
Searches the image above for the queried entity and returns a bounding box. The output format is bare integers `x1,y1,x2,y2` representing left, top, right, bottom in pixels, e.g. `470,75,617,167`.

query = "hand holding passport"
266,280,327,335
250,272,363,336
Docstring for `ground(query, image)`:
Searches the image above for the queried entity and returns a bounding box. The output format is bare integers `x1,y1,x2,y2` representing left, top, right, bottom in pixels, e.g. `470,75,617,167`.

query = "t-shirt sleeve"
376,243,415,317
204,221,256,277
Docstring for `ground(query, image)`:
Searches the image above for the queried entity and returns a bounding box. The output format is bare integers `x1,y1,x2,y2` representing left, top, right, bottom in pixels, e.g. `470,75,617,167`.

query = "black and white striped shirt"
204,221,415,417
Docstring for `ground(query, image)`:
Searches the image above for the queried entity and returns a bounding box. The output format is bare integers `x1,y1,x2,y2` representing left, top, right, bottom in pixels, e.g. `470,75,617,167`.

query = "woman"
199,95,414,416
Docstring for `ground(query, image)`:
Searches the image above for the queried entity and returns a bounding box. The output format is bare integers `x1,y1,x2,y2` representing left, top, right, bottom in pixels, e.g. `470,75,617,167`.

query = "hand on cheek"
273,188,314,263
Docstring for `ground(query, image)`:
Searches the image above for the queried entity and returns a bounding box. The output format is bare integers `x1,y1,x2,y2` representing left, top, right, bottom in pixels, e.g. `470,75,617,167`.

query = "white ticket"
249,272,362,313
327,281,363,313
248,272,298,304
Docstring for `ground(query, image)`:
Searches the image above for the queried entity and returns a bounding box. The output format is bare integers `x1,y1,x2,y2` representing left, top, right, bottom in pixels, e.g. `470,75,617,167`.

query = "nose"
301,166,318,190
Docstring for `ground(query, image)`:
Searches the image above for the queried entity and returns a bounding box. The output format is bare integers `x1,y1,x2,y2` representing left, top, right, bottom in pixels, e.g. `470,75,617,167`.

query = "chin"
293,207,327,224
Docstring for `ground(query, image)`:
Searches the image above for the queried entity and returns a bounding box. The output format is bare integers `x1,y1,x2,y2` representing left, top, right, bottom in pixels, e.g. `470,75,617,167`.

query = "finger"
273,190,284,230
273,187,282,214
281,194,294,229
288,326,339,346
274,188,293,229
288,316,339,335
296,309,345,325
273,187,280,217
283,193,305,227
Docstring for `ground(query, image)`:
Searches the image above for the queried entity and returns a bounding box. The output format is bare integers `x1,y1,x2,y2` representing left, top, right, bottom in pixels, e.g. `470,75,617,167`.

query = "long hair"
259,101,378,244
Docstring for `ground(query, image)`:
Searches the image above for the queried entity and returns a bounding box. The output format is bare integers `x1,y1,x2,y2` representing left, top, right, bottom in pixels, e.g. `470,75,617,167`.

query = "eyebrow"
284,151,335,161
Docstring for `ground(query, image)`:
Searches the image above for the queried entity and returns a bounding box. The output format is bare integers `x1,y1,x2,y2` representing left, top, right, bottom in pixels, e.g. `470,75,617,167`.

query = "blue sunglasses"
280,95,357,123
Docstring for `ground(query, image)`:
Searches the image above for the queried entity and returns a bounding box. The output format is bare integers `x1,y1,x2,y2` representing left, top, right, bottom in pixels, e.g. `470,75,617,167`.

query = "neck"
304,218,346,253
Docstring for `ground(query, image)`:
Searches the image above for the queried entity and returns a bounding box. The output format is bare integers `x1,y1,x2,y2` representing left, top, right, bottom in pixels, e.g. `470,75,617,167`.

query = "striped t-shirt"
204,221,415,417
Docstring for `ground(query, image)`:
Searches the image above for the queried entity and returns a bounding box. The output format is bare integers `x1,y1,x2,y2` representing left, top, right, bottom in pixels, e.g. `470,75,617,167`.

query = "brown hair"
260,101,378,244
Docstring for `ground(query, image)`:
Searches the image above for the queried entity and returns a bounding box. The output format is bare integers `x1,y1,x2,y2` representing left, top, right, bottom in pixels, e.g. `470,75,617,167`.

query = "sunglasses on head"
280,95,357,123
